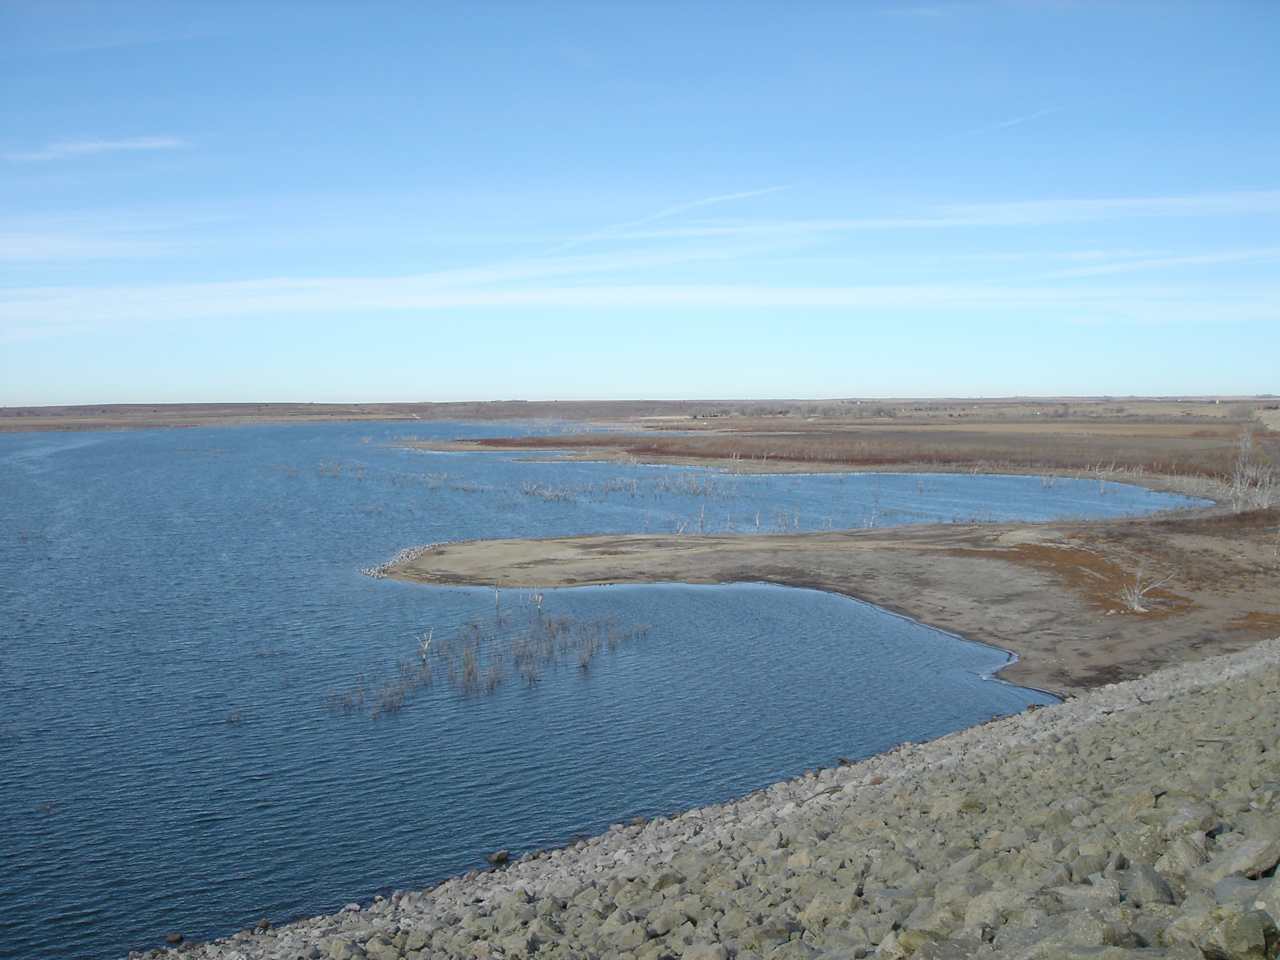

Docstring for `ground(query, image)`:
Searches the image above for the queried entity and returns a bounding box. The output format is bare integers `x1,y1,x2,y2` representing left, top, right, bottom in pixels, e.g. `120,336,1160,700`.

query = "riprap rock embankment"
144,638,1280,960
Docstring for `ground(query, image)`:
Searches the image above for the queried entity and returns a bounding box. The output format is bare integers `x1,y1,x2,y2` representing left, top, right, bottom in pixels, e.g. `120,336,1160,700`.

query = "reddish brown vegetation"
947,542,1193,618
471,423,1275,480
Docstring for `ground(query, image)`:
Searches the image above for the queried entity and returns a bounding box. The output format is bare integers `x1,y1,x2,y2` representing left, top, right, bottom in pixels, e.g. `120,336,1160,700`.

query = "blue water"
0,422,1205,959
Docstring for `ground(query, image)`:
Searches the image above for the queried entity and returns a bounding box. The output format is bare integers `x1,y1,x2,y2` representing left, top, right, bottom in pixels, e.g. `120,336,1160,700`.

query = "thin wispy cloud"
4,275,1275,341
547,185,792,253
613,189,1280,241
4,136,187,163
1044,247,1280,279
945,248,1159,265
0,231,174,261
960,106,1060,137
941,190,1280,224
13,188,1270,266
323,245,764,291
0,209,208,263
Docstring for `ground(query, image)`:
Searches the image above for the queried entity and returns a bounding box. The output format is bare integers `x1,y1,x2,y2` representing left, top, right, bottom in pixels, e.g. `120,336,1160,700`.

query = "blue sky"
2,0,1277,404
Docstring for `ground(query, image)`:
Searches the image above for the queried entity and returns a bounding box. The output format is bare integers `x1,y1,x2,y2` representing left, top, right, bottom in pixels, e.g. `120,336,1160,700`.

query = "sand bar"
387,507,1280,697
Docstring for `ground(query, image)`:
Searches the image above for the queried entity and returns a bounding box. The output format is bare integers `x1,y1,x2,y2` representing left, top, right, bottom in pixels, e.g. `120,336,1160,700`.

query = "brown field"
427,402,1278,481
0,400,647,432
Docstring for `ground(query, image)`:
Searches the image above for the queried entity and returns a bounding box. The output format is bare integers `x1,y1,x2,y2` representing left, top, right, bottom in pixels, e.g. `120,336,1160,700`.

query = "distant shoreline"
2,395,1274,435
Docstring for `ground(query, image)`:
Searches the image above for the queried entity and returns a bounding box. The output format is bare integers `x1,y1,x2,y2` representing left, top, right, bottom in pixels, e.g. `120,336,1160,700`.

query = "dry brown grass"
946,542,1193,618
468,421,1275,480
1228,611,1280,632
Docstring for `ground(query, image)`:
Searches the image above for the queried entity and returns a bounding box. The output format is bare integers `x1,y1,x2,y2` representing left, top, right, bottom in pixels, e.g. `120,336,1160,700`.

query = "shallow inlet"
0,422,1205,960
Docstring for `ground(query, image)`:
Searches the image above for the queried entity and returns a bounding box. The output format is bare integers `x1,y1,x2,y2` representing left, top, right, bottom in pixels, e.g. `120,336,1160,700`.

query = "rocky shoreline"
137,637,1280,960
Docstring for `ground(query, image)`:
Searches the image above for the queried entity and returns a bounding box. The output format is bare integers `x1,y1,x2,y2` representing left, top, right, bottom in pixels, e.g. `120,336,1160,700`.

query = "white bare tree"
1119,563,1173,614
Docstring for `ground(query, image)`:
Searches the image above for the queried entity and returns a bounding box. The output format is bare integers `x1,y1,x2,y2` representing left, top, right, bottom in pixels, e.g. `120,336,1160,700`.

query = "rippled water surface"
0,423,1205,959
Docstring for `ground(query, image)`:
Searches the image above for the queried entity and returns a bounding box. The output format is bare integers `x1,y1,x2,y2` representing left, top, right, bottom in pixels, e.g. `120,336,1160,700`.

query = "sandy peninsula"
385,506,1280,698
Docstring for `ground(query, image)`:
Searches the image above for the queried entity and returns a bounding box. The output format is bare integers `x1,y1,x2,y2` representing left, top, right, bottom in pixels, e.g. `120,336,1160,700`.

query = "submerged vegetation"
518,472,737,505
324,595,651,719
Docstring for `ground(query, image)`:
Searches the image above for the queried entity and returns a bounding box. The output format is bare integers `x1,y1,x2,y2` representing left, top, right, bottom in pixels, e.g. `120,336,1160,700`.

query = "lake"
0,422,1206,959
